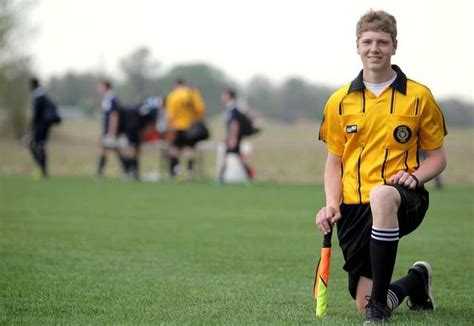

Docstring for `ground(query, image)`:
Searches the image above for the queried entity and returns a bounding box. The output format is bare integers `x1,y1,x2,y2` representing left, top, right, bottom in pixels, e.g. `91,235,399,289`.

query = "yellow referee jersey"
166,87,205,131
319,65,447,204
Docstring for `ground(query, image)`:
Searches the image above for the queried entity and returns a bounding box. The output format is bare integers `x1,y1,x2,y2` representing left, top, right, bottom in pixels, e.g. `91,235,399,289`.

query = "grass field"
1,176,472,325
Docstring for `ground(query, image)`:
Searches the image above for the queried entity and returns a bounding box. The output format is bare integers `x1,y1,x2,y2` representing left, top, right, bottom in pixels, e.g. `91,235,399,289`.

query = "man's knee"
370,186,401,210
369,186,401,226
370,185,400,202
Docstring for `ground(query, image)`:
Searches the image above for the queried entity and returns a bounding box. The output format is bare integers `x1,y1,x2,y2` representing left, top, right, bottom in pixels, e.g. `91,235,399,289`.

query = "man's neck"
32,87,45,97
104,89,114,97
363,67,397,84
225,100,236,109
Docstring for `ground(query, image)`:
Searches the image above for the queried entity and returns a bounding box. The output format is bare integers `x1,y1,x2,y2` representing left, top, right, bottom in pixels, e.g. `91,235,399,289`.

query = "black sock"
131,158,138,171
370,227,399,304
117,154,130,173
170,156,179,176
97,155,107,175
130,158,139,178
388,269,422,310
123,157,132,173
30,143,42,165
31,143,47,176
39,147,47,177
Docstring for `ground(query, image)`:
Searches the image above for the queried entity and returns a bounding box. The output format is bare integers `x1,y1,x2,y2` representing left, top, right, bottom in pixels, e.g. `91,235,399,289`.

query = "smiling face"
357,30,397,74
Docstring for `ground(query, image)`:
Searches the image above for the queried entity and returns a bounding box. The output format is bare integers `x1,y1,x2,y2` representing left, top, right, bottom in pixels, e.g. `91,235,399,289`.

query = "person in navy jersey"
219,88,252,182
29,78,53,178
223,89,242,154
96,79,123,178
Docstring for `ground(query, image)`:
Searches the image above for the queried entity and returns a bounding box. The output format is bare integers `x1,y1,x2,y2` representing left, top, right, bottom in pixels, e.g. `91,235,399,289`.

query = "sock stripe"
372,230,399,236
372,227,399,241
387,289,399,310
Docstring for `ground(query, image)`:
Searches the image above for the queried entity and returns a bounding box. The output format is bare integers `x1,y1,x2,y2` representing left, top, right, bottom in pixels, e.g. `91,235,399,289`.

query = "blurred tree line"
44,46,474,127
44,46,337,123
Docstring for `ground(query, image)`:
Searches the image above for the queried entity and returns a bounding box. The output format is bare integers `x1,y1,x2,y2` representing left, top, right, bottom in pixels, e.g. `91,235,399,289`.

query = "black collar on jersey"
348,64,407,95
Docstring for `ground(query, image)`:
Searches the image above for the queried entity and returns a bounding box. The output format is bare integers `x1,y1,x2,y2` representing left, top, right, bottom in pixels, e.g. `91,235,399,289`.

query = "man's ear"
393,39,398,54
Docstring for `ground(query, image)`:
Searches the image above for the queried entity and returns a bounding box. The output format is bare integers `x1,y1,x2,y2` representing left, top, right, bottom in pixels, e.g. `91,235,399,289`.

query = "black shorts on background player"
119,106,141,147
172,130,197,149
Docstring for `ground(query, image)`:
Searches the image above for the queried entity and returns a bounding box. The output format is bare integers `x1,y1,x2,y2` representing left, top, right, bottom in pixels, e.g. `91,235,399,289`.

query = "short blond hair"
356,10,397,43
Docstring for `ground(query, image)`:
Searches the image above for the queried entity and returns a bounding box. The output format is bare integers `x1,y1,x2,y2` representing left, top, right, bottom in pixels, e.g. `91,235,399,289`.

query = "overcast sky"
27,0,473,101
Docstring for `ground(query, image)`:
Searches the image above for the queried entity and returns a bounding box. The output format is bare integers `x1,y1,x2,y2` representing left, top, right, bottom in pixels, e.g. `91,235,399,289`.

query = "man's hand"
390,171,419,189
315,206,341,235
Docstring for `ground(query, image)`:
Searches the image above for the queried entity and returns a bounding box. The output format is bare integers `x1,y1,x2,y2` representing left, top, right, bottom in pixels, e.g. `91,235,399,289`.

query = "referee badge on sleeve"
393,125,412,143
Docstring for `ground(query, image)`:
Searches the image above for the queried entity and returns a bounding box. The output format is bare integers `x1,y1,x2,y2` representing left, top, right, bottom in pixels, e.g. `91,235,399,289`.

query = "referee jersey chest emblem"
346,125,358,134
393,125,412,143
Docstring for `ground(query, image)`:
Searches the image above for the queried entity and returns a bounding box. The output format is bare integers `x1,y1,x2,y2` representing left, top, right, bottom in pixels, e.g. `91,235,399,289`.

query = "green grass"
0,176,473,325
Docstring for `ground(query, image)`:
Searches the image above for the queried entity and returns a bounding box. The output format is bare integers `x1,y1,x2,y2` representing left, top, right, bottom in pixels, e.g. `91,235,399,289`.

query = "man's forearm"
413,147,447,185
324,156,342,208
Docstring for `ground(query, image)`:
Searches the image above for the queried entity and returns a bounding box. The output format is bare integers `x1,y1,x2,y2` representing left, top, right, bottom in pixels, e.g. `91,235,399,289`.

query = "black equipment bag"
235,110,260,137
185,121,210,142
42,97,61,125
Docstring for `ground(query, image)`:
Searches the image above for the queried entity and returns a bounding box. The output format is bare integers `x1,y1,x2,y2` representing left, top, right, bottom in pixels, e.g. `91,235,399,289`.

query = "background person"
117,101,142,180
96,80,125,178
28,77,60,178
165,78,205,180
117,96,163,180
218,88,253,183
315,10,447,324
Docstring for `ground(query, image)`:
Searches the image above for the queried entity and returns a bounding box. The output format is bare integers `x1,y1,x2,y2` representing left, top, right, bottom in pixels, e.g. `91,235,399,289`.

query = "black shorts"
33,123,50,144
336,184,429,299
125,128,140,147
171,130,197,149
